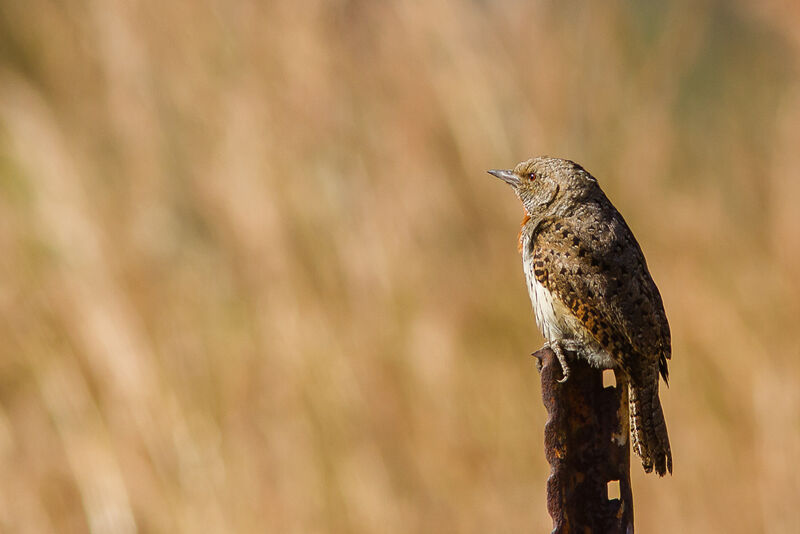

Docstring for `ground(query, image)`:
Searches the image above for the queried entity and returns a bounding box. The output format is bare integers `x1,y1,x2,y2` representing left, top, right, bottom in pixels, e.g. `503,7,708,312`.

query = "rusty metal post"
533,347,634,534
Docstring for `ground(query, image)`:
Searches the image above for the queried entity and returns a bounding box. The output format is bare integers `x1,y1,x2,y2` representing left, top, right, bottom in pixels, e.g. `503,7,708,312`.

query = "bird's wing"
531,216,671,382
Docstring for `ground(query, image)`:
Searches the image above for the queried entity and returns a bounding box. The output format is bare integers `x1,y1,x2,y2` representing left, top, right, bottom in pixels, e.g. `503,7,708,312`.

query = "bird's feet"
533,339,581,383
550,342,570,383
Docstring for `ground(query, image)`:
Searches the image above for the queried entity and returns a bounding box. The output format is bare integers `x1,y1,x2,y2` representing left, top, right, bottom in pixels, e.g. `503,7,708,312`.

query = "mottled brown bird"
489,156,672,476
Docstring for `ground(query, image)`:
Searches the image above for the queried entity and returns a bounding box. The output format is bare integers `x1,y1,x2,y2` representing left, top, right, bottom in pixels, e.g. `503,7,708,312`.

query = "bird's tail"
628,370,672,476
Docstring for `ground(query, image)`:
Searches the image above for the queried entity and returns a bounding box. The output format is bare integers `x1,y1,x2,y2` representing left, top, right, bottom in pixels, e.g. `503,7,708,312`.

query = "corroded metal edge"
533,347,634,534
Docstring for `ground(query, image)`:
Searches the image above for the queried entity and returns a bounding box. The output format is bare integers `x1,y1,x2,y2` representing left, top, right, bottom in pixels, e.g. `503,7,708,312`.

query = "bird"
488,156,672,476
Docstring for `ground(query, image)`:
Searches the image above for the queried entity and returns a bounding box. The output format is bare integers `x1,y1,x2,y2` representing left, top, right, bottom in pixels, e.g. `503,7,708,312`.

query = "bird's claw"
551,342,571,383
533,341,571,382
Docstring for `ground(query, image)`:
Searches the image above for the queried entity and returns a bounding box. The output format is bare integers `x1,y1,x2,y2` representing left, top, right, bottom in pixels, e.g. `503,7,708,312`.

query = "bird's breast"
522,253,562,341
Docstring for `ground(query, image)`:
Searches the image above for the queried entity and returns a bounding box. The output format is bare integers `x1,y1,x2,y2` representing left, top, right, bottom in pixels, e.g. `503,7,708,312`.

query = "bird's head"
488,156,597,217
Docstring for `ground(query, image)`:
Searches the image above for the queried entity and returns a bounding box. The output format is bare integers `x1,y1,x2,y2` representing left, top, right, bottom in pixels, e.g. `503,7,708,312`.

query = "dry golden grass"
0,1,799,532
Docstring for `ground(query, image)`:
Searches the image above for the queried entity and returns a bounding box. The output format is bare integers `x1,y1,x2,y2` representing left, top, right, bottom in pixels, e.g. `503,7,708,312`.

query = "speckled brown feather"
499,156,673,476
529,215,670,382
528,213,672,474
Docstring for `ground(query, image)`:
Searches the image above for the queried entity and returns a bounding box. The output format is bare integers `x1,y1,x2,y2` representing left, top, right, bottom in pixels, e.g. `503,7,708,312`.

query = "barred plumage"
490,156,672,476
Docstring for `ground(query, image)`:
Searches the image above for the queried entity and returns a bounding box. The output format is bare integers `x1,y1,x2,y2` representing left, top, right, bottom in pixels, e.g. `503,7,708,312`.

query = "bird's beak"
488,169,519,188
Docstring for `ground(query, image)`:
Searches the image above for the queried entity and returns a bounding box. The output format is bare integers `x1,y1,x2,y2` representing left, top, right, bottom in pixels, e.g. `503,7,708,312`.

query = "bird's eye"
528,173,536,180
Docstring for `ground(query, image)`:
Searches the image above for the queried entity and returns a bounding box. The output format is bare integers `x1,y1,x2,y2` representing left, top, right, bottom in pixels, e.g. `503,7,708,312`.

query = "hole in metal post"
607,480,620,500
603,369,616,388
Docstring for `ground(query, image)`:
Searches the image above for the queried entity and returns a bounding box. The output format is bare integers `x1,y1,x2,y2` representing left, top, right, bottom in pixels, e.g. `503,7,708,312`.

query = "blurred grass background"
0,0,799,532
